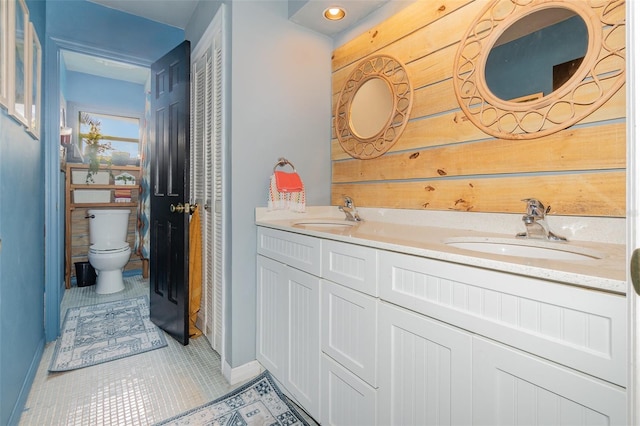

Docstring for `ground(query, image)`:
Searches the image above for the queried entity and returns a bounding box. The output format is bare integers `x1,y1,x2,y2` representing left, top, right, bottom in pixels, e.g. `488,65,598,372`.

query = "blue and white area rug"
155,371,311,426
49,296,167,372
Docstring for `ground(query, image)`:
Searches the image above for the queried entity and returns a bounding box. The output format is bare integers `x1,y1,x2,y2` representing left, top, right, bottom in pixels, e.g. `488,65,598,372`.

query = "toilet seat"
89,242,130,254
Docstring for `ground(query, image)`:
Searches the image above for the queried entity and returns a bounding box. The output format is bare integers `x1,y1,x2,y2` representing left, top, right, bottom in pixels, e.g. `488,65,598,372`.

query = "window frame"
66,102,142,164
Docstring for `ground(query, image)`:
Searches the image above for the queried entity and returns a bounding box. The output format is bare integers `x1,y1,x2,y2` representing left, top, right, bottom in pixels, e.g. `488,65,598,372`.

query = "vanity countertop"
256,207,627,294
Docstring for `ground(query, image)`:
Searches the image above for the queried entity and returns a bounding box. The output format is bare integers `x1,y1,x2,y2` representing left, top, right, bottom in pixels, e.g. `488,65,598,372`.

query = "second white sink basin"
444,237,603,261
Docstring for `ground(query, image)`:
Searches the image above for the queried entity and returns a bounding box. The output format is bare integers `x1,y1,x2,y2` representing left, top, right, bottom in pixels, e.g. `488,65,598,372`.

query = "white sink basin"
292,219,356,230
444,237,603,261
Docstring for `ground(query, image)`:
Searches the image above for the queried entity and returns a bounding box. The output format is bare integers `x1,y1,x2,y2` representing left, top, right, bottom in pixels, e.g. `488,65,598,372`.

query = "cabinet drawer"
257,227,321,276
322,280,377,387
321,354,377,426
379,251,627,387
322,239,377,296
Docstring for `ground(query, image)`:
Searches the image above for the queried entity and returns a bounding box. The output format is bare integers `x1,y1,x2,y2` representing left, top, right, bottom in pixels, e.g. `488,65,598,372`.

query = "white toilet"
87,209,132,294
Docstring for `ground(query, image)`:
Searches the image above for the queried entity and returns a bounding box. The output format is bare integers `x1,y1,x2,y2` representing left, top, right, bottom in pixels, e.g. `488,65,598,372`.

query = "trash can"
75,262,96,287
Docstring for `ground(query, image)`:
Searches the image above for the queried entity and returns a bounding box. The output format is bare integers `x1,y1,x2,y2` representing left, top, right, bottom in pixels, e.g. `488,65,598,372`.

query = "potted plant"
114,172,136,185
80,113,112,183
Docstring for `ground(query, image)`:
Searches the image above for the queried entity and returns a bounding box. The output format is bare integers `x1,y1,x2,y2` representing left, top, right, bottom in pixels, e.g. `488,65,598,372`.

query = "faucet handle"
343,196,355,209
521,198,546,218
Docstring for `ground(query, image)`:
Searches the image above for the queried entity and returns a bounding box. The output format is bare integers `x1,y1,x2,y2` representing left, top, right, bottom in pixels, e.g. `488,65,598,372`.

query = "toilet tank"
88,209,131,244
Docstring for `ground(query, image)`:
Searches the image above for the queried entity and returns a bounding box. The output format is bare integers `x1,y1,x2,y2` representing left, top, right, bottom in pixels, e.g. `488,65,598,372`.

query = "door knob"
170,203,197,214
170,203,185,213
632,248,640,296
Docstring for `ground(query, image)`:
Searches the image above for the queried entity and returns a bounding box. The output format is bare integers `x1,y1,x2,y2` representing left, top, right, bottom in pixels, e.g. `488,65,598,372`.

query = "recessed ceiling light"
324,6,346,21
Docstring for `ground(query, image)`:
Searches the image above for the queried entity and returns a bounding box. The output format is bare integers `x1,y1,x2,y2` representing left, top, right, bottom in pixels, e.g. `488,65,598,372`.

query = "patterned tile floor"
20,275,237,425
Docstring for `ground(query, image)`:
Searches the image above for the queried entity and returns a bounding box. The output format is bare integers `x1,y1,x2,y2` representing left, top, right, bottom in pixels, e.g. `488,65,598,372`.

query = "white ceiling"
289,0,389,36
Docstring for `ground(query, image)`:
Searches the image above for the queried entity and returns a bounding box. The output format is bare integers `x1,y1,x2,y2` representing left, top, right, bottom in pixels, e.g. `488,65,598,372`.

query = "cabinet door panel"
286,267,321,420
322,280,377,387
473,336,626,426
256,255,287,381
321,354,377,426
378,301,472,426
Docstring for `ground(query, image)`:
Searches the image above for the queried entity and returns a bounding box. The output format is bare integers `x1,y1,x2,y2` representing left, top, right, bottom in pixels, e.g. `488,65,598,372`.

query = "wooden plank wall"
330,0,626,217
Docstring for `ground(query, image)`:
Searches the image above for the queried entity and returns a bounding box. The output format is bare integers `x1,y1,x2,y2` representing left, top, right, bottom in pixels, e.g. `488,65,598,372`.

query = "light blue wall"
225,0,332,368
65,71,145,153
0,0,185,423
0,114,46,425
66,72,145,113
1,2,46,425
47,0,184,64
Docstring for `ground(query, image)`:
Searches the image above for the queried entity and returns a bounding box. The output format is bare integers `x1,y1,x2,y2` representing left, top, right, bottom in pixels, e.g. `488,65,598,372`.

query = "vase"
84,145,99,165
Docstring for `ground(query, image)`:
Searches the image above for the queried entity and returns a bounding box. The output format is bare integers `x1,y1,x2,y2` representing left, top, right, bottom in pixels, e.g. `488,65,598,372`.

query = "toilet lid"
90,242,130,253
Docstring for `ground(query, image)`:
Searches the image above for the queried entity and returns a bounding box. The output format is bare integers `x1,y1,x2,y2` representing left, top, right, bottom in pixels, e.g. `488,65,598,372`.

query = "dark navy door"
149,41,191,345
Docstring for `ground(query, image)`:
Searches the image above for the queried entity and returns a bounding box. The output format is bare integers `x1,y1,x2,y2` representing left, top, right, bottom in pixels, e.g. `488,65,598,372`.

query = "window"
79,111,140,163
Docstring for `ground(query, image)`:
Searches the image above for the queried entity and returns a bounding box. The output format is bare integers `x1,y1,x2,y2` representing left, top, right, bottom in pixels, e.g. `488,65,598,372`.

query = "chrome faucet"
339,196,363,222
516,198,566,241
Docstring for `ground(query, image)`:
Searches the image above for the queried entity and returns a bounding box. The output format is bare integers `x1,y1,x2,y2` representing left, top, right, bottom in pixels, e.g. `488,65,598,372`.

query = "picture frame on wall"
8,0,30,127
0,0,8,108
27,23,41,139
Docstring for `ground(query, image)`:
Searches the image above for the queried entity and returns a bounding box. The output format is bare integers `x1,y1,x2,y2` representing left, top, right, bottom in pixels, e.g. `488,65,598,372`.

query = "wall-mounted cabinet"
64,163,141,288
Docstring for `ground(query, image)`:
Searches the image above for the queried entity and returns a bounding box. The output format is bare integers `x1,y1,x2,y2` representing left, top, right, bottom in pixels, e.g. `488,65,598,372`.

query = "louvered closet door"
190,14,225,353
192,52,211,342
211,30,224,352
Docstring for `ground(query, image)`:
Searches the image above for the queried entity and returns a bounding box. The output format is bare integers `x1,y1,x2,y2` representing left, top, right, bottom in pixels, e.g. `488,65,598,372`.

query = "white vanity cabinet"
256,228,321,420
256,224,627,425
378,250,627,425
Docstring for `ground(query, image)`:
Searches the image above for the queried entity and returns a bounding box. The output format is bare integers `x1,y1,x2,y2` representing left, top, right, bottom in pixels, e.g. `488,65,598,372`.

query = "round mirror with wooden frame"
335,55,413,159
453,0,625,140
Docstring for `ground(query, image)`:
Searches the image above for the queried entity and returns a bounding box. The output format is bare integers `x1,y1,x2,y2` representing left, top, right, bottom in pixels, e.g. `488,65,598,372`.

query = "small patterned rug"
49,296,167,372
155,371,310,425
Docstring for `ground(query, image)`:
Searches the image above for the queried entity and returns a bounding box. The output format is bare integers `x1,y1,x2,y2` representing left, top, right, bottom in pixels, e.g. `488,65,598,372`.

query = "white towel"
267,173,306,212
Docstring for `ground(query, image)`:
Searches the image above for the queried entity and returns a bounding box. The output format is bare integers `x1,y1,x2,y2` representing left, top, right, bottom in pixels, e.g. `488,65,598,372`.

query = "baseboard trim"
222,360,263,385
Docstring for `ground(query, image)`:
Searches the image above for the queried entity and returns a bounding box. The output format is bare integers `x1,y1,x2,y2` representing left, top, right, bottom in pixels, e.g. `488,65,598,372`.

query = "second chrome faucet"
516,198,566,241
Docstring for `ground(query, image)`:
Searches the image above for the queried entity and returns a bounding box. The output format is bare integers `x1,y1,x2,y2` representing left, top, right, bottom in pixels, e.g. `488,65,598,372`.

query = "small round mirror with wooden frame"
335,55,413,159
453,0,625,140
